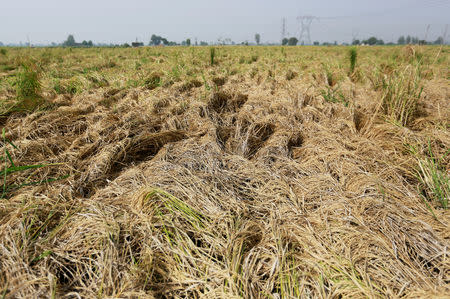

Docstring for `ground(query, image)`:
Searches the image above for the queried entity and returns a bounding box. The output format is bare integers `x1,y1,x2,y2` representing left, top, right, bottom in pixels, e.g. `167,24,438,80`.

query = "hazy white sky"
0,0,448,44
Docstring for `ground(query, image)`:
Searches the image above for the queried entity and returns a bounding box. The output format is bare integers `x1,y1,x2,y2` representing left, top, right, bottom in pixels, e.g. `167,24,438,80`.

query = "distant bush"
288,37,298,46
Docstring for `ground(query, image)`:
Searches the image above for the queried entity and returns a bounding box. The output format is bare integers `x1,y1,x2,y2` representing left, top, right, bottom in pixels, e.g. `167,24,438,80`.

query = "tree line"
1,33,446,48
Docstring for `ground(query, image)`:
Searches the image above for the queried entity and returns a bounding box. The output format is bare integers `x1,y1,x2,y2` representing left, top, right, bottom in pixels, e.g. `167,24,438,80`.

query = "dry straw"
0,45,449,298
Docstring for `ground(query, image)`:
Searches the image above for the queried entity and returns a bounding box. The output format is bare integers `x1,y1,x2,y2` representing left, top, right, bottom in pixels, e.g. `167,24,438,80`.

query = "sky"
0,0,448,45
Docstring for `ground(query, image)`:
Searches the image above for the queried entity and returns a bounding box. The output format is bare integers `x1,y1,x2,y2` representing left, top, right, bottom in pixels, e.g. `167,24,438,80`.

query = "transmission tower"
281,18,287,42
297,15,316,45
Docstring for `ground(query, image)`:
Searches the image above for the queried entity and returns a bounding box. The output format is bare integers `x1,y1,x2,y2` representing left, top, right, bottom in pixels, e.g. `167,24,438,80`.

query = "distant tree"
397,36,406,45
122,43,131,48
161,38,169,45
200,41,208,46
282,38,289,46
434,36,444,45
406,35,412,44
81,40,88,46
150,34,162,46
63,34,76,47
87,40,93,47
313,41,320,45
352,39,360,45
255,33,261,45
186,38,191,46
287,37,298,46
376,39,384,45
0,41,3,46
366,37,378,45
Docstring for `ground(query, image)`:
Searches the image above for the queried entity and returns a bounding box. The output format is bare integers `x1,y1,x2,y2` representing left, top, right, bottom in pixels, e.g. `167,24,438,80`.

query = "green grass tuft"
349,47,357,74
381,65,423,126
414,144,449,209
210,47,216,66
16,60,41,100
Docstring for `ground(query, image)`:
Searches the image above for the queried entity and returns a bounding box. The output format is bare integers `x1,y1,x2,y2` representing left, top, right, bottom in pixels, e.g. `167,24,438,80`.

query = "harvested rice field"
0,45,449,298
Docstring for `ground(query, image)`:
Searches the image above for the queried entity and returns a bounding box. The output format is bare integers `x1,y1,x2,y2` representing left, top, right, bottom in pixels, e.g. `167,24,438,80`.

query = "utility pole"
297,15,316,45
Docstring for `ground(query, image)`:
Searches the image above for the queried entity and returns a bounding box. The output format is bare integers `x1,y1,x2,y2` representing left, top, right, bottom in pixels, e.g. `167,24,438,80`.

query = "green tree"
366,37,378,45
282,38,289,45
288,37,298,46
255,33,261,45
186,38,191,46
150,34,162,46
63,34,76,47
352,39,360,45
397,36,406,45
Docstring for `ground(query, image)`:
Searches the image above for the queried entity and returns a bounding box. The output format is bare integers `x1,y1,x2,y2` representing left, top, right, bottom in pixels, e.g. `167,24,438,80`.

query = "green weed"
411,143,449,209
321,86,349,106
16,60,41,100
210,47,216,66
381,65,423,126
349,47,357,74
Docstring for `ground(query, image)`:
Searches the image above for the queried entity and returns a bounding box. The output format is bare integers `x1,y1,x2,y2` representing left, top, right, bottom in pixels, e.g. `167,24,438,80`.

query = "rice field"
0,45,449,298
